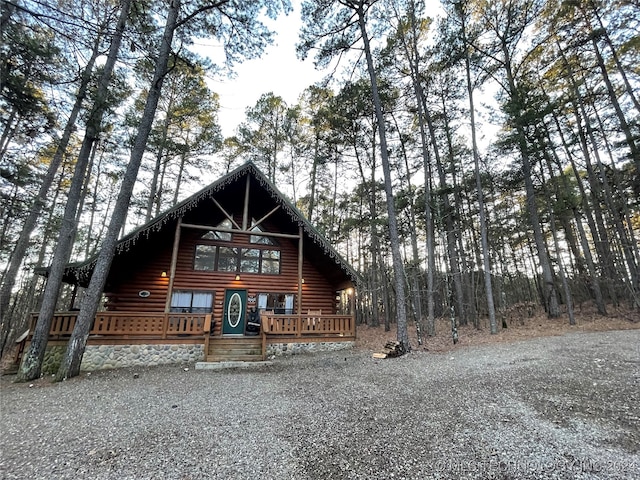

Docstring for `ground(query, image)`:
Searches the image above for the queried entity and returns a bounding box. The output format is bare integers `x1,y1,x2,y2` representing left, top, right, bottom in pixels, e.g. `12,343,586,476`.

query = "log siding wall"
104,218,337,336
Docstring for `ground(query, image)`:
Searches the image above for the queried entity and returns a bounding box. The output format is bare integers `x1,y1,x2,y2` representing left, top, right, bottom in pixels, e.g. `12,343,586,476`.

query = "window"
217,246,238,272
192,217,280,274
201,219,233,241
258,293,295,314
241,248,260,273
170,291,213,313
260,250,280,274
194,245,216,271
250,221,275,245
193,246,279,274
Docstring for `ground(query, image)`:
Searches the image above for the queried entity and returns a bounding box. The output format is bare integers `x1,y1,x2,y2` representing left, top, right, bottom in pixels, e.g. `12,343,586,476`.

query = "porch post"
297,225,303,315
164,217,182,312
68,284,78,310
350,287,356,337
242,174,250,230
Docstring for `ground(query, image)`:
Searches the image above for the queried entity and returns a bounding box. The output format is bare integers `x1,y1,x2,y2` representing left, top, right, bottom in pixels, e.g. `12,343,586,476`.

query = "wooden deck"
29,311,213,341
21,311,355,363
260,313,354,337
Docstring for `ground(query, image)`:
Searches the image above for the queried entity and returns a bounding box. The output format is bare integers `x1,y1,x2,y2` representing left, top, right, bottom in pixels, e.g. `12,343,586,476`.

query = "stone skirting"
41,344,205,373
38,340,354,373
266,340,354,357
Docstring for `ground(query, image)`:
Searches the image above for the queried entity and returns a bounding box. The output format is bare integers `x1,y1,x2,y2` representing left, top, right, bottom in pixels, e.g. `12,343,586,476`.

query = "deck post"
260,316,267,360
349,288,356,338
297,225,303,315
164,217,182,313
161,313,168,339
203,314,212,358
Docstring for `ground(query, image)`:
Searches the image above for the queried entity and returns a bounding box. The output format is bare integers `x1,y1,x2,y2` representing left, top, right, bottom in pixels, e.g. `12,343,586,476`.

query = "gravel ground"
1,329,638,480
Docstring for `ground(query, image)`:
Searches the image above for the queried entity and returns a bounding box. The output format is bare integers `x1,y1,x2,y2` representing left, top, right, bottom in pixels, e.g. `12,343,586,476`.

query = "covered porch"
19,310,356,368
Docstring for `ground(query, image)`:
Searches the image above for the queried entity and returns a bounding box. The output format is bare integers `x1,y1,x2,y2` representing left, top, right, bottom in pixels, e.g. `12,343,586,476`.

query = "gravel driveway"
1,329,638,480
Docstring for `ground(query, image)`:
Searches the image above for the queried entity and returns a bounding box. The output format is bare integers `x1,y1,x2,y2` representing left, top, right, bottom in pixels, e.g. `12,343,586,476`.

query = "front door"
223,289,246,335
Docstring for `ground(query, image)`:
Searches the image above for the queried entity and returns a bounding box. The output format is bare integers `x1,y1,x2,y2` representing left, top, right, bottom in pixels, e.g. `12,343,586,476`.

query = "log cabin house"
27,162,359,371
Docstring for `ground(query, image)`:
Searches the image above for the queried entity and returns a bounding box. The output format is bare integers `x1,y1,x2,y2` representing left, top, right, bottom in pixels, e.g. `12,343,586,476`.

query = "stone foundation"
41,346,65,374
39,340,353,372
41,344,205,373
266,341,354,357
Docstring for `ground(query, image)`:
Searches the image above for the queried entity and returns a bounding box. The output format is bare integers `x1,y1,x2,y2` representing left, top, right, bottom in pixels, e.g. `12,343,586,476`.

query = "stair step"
210,337,261,343
209,347,262,355
208,338,262,358
206,354,263,362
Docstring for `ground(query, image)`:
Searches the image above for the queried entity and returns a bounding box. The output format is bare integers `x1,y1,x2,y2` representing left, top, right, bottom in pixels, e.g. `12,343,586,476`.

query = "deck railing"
260,313,355,337
28,312,213,339
259,313,355,360
25,311,353,362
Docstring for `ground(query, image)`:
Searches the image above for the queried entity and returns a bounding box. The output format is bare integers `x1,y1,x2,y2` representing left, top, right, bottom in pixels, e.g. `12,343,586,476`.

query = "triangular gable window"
250,220,275,245
202,218,232,241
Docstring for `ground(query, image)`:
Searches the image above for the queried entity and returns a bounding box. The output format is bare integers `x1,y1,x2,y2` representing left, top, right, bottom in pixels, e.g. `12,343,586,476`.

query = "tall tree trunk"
307,134,320,221
549,211,575,325
534,134,576,324
155,153,169,217
146,100,173,222
401,130,424,342
393,113,423,344
354,134,380,328
356,6,409,350
0,34,102,358
588,101,640,298
537,98,607,314
56,0,180,380
423,101,466,327
173,151,187,206
582,0,640,116
85,146,106,258
458,1,497,333
398,3,436,337
554,40,619,296
578,1,640,174
501,44,560,317
0,108,19,160
73,138,100,259
16,0,131,381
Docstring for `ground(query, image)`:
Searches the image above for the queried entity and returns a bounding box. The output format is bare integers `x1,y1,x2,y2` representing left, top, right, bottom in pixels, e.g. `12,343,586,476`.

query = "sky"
203,1,445,138
204,4,325,138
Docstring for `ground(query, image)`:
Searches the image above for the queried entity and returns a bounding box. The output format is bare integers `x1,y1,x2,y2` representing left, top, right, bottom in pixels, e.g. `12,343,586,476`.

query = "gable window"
250,221,276,245
170,291,213,313
257,293,295,314
201,219,233,242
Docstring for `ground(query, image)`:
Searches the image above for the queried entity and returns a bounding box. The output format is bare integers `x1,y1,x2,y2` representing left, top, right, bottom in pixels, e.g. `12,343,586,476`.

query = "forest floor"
354,303,640,354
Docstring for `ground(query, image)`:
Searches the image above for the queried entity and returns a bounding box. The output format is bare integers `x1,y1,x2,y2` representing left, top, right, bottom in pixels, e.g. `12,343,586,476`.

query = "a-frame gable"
62,162,360,287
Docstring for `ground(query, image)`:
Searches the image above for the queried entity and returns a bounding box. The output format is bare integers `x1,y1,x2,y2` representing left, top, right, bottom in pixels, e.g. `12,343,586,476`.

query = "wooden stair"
207,337,263,362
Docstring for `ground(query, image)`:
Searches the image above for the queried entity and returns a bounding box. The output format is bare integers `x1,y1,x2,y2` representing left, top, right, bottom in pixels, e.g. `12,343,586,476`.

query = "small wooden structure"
27,162,359,366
